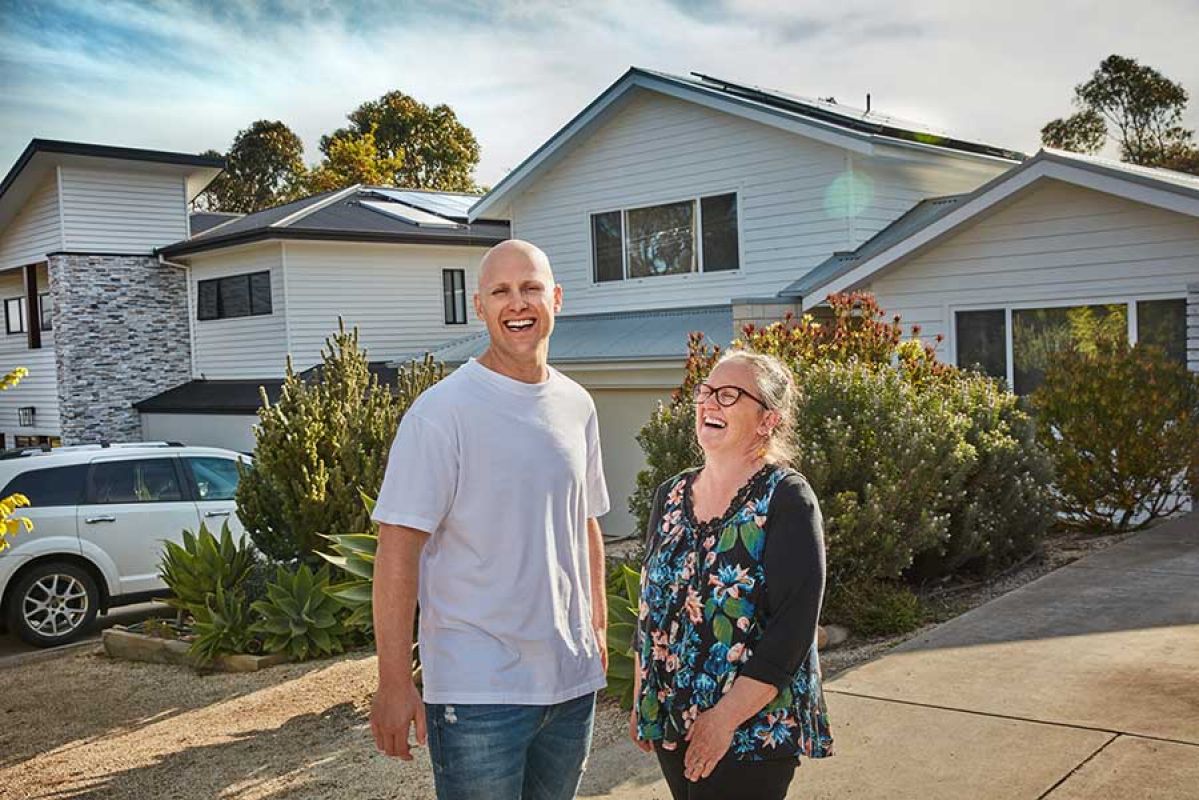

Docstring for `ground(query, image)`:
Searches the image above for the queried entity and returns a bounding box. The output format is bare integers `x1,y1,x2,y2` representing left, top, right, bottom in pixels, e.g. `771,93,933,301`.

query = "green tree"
1041,55,1199,173
322,90,480,191
305,126,407,194
235,321,440,563
197,120,307,212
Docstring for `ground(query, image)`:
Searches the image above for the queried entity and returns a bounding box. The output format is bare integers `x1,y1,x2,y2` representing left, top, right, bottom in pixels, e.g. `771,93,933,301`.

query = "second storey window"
198,271,272,321
6,294,53,335
443,269,467,324
592,192,740,283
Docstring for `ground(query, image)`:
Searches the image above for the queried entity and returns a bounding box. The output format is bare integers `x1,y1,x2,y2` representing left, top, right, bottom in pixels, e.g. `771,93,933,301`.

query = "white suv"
0,442,251,647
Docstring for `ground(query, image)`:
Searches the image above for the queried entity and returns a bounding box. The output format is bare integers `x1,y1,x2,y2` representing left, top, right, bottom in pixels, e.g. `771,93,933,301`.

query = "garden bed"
102,623,288,673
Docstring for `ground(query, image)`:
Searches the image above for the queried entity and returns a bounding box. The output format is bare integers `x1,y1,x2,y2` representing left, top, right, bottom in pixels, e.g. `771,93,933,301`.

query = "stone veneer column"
48,254,192,445
1188,283,1199,374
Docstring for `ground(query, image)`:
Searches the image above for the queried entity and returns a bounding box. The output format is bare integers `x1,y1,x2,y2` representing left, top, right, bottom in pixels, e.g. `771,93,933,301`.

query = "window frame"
442,268,468,325
6,294,56,335
196,271,273,321
950,293,1188,393
588,190,742,284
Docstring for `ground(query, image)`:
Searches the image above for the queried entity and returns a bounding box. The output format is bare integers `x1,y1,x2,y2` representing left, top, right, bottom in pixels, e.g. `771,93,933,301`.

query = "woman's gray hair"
712,349,799,467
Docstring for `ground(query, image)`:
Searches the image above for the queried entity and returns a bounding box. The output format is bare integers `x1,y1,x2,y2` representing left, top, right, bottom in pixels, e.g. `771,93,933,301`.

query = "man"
370,239,610,800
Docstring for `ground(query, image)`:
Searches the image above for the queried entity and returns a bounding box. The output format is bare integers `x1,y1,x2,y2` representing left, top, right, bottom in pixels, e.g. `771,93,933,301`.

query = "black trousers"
655,742,798,800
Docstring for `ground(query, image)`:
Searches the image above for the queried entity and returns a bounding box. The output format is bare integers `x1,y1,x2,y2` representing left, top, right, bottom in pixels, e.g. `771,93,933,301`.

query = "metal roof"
780,194,967,298
421,304,734,366
161,186,509,258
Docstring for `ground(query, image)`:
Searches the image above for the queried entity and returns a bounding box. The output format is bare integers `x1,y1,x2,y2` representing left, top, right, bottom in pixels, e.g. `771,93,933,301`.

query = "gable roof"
0,138,224,242
421,304,734,366
160,186,509,258
469,68,1024,220
792,148,1199,310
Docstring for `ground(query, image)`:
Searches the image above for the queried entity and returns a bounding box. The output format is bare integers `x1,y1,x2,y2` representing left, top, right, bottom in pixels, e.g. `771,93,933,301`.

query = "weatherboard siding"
282,241,488,370
867,181,1199,357
0,176,60,272
0,265,60,437
59,165,188,253
506,89,1009,315
189,243,289,379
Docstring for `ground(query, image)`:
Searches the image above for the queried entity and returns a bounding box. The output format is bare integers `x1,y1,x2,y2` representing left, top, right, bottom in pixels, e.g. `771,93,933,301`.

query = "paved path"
582,513,1199,799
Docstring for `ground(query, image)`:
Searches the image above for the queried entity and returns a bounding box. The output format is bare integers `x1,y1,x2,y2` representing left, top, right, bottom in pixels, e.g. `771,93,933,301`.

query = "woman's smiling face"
694,360,772,461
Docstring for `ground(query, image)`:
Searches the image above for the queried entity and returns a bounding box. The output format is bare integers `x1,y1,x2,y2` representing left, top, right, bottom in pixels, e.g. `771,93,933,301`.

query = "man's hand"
371,680,426,760
683,706,737,782
629,708,653,753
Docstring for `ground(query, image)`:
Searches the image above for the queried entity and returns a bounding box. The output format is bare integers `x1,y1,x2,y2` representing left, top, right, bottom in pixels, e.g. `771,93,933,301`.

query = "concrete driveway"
582,512,1199,799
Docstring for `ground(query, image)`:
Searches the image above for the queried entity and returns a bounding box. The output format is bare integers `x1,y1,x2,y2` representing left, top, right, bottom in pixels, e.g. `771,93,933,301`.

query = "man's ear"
473,292,483,320
552,283,564,313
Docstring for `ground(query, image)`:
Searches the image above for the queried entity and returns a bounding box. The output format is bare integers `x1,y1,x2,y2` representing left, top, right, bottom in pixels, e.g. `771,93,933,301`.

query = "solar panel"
369,190,479,219
359,199,460,228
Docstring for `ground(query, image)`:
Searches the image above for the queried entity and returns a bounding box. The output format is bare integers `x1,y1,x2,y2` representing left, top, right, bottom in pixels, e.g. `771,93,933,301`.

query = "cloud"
1,0,1198,186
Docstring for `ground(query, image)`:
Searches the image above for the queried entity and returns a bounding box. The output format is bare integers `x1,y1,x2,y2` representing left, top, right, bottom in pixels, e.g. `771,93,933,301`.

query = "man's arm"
371,522,430,760
587,517,608,671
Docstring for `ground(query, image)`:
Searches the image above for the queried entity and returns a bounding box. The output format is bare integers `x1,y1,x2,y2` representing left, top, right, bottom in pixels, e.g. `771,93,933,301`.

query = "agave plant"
605,562,642,709
159,522,257,613
251,564,347,661
189,585,257,666
317,491,378,631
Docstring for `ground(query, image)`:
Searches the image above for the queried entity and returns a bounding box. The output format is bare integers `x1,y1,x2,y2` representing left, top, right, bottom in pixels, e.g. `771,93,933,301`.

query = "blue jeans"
425,692,597,800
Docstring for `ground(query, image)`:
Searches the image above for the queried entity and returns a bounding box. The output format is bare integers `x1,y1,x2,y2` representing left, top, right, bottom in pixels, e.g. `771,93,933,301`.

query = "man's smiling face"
474,240,563,365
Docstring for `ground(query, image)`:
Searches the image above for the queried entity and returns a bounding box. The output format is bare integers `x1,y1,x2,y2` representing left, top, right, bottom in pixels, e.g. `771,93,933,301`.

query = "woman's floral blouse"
636,465,834,762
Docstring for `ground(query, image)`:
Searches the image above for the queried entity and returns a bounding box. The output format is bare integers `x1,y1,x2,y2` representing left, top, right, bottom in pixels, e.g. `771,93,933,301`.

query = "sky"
2,0,1198,187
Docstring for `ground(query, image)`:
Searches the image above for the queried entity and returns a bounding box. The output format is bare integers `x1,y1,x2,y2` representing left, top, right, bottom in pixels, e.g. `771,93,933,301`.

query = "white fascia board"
800,159,1049,311
1038,158,1199,219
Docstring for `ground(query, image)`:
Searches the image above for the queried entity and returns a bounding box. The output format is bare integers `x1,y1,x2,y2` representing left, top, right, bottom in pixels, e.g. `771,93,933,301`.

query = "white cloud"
2,0,1198,185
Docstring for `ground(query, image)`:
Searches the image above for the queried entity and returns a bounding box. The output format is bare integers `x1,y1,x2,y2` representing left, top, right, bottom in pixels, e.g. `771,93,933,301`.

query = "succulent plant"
189,585,257,665
159,522,256,613
605,561,641,709
251,564,347,661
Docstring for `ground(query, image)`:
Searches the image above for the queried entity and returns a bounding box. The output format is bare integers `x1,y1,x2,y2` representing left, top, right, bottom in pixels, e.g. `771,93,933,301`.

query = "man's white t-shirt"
372,358,611,705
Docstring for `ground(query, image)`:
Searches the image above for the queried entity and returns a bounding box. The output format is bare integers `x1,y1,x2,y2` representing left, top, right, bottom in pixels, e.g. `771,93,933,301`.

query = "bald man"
370,240,611,800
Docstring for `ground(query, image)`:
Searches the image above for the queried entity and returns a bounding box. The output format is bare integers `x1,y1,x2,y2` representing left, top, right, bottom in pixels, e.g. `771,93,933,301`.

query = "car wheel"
5,561,100,647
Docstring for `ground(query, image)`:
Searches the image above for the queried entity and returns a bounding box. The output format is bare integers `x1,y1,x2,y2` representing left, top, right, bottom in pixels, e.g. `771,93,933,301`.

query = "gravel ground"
0,529,1132,800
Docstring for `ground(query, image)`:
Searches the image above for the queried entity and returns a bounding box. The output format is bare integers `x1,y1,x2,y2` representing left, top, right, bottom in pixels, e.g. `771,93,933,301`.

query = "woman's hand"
629,708,654,753
683,706,737,781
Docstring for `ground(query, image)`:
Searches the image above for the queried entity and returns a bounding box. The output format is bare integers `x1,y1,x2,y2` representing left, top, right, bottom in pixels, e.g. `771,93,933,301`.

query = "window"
197,272,272,320
590,192,739,282
955,309,1007,380
5,297,23,335
12,435,60,449
90,459,184,504
185,457,242,501
5,295,54,334
1137,298,1187,365
700,193,739,272
592,211,623,283
1012,304,1126,395
1,465,87,507
442,269,467,324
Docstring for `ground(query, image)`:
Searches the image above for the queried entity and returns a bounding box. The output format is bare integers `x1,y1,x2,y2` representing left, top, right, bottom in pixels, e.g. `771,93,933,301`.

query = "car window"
90,459,184,504
185,457,242,501
0,464,87,507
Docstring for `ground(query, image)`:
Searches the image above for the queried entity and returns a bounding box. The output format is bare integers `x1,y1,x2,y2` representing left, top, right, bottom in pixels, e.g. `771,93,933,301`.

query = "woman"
630,350,833,800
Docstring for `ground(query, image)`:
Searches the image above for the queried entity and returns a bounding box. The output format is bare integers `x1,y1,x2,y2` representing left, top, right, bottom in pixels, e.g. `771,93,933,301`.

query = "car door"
77,456,203,596
180,455,248,539
0,464,88,552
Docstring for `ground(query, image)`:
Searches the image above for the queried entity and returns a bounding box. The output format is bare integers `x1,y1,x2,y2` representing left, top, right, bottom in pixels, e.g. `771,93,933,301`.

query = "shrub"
630,293,1056,611
604,562,641,709
189,585,258,665
0,366,32,554
823,579,924,638
1030,337,1199,532
251,564,349,661
237,321,443,562
159,522,257,613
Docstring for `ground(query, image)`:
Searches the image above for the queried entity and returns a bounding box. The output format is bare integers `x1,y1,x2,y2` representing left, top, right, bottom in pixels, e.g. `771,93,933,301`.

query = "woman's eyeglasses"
693,383,769,409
